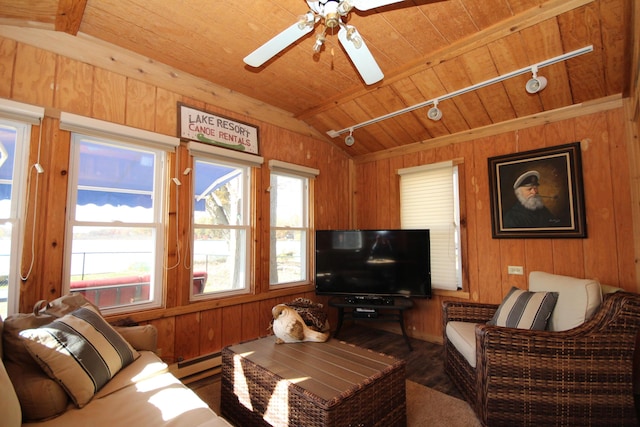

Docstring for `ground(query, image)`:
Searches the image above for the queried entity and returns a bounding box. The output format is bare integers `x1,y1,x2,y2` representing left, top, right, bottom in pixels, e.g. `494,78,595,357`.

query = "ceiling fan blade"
338,26,384,85
306,1,321,14
244,14,316,67
350,0,406,11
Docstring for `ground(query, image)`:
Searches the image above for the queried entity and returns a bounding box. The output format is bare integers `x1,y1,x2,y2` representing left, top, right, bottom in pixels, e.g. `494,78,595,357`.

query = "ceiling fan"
244,0,406,85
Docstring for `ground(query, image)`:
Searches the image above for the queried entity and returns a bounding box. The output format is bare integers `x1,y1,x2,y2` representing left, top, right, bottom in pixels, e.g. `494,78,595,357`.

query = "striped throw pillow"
20,304,139,407
487,287,558,330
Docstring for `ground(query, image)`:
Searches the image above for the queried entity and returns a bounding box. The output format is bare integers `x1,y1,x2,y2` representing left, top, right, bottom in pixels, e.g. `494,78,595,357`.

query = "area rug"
189,377,481,426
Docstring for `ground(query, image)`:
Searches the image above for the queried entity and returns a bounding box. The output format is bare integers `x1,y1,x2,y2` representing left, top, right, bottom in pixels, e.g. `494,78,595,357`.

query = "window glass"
0,121,29,317
66,136,166,313
269,172,309,286
75,141,155,223
192,159,250,297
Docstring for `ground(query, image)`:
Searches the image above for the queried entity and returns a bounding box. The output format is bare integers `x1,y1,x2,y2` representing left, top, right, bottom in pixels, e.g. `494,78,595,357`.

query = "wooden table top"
224,335,404,402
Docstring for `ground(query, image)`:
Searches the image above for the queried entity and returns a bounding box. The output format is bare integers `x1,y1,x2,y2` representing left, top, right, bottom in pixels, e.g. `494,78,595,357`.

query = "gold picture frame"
488,142,587,238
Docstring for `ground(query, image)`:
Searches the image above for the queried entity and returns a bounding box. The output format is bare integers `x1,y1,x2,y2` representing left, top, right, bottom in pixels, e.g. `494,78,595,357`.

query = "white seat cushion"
528,271,602,331
445,321,478,368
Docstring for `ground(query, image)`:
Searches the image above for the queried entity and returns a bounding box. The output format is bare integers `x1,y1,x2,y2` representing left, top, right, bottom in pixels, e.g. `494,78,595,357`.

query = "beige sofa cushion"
95,351,168,399
114,324,158,352
23,371,233,427
0,356,22,427
528,271,602,331
1,316,22,427
4,357,70,421
3,312,71,421
20,305,139,407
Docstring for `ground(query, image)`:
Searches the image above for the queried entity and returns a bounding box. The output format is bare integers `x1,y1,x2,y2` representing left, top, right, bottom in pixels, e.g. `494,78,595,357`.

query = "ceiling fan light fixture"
313,33,326,52
325,12,340,28
526,65,547,94
337,0,354,15
427,100,442,121
345,26,363,49
298,12,316,30
322,0,341,28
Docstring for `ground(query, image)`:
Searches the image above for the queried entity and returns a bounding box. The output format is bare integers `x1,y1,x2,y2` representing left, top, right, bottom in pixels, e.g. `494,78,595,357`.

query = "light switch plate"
508,265,524,275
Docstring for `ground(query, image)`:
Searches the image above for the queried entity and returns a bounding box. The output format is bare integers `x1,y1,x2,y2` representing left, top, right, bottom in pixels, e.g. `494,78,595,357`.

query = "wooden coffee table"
221,336,406,426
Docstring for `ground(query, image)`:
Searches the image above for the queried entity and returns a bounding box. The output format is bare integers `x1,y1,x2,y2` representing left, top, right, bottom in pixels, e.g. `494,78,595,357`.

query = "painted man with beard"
503,170,559,228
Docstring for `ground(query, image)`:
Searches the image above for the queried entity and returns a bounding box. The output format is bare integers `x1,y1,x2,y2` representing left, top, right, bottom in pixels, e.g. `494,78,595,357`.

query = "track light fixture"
427,100,443,121
344,128,355,146
526,65,547,94
326,45,593,139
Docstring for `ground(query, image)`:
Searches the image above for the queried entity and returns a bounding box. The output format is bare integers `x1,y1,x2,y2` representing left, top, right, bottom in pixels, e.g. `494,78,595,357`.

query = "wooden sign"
178,103,259,154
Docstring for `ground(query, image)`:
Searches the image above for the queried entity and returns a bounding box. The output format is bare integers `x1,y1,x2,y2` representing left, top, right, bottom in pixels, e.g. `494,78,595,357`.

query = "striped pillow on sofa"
19,304,139,407
487,287,558,330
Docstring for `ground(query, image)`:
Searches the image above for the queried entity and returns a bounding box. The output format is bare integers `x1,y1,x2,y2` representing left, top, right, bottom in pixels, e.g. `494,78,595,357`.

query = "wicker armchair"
443,291,640,426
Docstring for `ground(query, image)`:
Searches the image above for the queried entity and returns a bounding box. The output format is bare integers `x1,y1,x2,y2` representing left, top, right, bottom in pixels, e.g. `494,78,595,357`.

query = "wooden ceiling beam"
55,0,87,35
0,26,326,142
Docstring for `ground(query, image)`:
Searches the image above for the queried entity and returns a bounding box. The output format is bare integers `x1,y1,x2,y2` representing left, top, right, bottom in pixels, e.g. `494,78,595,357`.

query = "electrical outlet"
508,265,524,275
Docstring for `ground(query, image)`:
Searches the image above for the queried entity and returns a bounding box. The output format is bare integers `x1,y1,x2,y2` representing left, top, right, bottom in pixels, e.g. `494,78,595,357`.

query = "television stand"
329,296,414,351
344,295,396,306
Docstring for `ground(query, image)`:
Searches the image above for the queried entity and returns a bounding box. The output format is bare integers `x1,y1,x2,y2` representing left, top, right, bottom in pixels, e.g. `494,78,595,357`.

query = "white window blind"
399,161,460,291
0,98,44,124
60,112,179,150
188,141,263,167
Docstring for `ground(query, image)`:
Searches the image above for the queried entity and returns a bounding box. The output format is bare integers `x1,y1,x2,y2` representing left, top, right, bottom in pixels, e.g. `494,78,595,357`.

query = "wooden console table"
329,296,414,351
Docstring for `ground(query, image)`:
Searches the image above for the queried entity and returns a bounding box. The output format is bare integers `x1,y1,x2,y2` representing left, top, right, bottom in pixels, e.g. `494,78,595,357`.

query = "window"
191,158,251,296
269,160,318,287
188,142,262,298
399,161,462,291
61,113,178,313
0,100,44,318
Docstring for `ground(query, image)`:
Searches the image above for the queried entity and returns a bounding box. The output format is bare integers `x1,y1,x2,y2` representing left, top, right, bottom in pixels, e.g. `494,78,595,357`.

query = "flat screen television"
315,229,431,299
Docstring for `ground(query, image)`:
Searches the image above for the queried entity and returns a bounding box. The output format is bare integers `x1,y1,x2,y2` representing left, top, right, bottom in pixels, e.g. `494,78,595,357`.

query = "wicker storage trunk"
221,336,406,427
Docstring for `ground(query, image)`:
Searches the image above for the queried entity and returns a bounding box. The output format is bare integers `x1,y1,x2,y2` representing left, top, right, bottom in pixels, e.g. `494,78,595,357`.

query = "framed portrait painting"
488,142,587,238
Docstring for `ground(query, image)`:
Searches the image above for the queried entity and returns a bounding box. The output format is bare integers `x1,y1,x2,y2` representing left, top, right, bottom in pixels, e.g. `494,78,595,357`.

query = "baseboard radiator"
169,352,222,384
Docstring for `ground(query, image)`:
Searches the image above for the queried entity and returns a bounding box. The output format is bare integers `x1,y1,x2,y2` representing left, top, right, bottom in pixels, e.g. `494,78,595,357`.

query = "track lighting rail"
327,45,593,141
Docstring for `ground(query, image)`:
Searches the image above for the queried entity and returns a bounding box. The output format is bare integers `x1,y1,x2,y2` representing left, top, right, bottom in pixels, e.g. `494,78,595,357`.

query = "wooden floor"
332,322,464,401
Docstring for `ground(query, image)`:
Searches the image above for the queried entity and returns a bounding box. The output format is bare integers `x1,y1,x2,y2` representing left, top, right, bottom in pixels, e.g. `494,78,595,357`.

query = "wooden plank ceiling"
0,0,631,158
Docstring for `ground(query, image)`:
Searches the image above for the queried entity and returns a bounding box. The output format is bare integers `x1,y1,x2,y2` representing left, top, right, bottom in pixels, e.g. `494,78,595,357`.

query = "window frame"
186,141,263,300
0,119,34,316
61,113,178,315
0,99,44,317
268,160,320,290
189,156,253,299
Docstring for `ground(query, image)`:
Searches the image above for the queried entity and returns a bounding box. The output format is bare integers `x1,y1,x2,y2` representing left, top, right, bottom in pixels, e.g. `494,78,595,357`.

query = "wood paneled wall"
354,107,639,342
1,33,638,358
0,36,350,363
